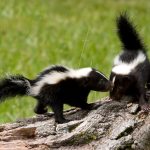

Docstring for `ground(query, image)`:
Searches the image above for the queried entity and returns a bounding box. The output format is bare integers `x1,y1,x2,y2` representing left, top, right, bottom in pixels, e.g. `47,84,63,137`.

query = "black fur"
0,75,29,101
117,13,145,51
110,14,150,111
0,66,111,123
38,65,69,77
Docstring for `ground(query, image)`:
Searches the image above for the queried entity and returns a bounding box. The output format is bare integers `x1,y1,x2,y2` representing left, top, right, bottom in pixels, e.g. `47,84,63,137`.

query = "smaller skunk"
110,14,150,111
0,65,111,123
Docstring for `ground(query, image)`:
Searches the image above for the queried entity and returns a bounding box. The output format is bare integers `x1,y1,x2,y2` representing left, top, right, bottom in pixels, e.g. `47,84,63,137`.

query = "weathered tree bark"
0,97,150,150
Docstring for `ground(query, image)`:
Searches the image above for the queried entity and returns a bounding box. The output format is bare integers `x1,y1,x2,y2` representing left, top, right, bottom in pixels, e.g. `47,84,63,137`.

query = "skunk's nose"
106,81,113,91
110,92,122,101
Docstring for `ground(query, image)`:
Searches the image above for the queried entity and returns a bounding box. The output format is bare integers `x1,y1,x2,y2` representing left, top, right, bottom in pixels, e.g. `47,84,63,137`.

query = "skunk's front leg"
138,87,150,112
146,87,150,100
139,96,150,112
50,101,70,124
34,100,48,114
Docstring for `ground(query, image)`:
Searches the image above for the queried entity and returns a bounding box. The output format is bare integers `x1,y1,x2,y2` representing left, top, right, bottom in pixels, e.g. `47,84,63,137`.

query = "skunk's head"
110,73,135,100
82,69,112,91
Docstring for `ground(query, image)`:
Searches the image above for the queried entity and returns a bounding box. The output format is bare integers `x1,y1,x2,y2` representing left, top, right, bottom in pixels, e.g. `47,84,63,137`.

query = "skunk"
109,14,150,111
0,65,111,123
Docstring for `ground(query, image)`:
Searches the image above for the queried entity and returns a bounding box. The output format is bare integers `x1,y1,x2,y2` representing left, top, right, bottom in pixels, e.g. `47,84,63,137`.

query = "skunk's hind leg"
34,100,48,114
50,101,70,124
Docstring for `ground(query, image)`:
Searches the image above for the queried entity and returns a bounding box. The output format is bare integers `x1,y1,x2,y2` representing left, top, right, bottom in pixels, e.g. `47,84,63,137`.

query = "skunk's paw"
141,104,150,112
56,118,71,124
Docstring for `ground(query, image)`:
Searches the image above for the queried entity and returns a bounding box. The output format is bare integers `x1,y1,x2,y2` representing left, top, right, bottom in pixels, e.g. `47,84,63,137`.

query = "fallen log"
0,97,150,150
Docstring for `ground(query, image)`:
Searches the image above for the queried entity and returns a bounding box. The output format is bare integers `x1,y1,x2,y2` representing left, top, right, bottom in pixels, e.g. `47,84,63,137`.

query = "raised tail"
0,75,31,102
117,13,145,51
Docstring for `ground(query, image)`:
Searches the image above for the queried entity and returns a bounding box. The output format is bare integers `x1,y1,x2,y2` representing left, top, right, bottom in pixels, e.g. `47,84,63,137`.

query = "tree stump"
0,97,150,150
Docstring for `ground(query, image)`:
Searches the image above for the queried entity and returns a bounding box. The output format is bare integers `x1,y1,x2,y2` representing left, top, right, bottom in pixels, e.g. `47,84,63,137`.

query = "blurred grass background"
0,0,150,122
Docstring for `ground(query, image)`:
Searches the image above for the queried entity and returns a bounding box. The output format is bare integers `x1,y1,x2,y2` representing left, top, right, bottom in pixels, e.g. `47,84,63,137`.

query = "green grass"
0,0,150,123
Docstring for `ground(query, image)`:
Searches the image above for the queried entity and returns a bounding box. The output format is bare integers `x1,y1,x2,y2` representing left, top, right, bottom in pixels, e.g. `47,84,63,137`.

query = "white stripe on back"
112,51,146,75
30,67,92,96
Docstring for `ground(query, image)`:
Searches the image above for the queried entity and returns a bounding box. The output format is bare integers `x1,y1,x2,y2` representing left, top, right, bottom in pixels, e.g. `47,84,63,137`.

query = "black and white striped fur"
110,14,150,111
0,65,111,123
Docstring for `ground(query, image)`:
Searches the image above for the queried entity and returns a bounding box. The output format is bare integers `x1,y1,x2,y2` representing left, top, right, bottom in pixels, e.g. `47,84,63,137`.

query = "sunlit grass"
0,0,150,122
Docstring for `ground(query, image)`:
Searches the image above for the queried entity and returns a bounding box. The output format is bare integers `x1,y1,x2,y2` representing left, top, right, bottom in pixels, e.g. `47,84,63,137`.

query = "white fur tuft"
112,51,146,75
112,76,116,85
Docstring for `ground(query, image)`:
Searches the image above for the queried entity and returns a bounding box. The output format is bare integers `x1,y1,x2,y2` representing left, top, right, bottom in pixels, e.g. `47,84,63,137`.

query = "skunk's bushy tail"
0,75,31,102
117,13,145,51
